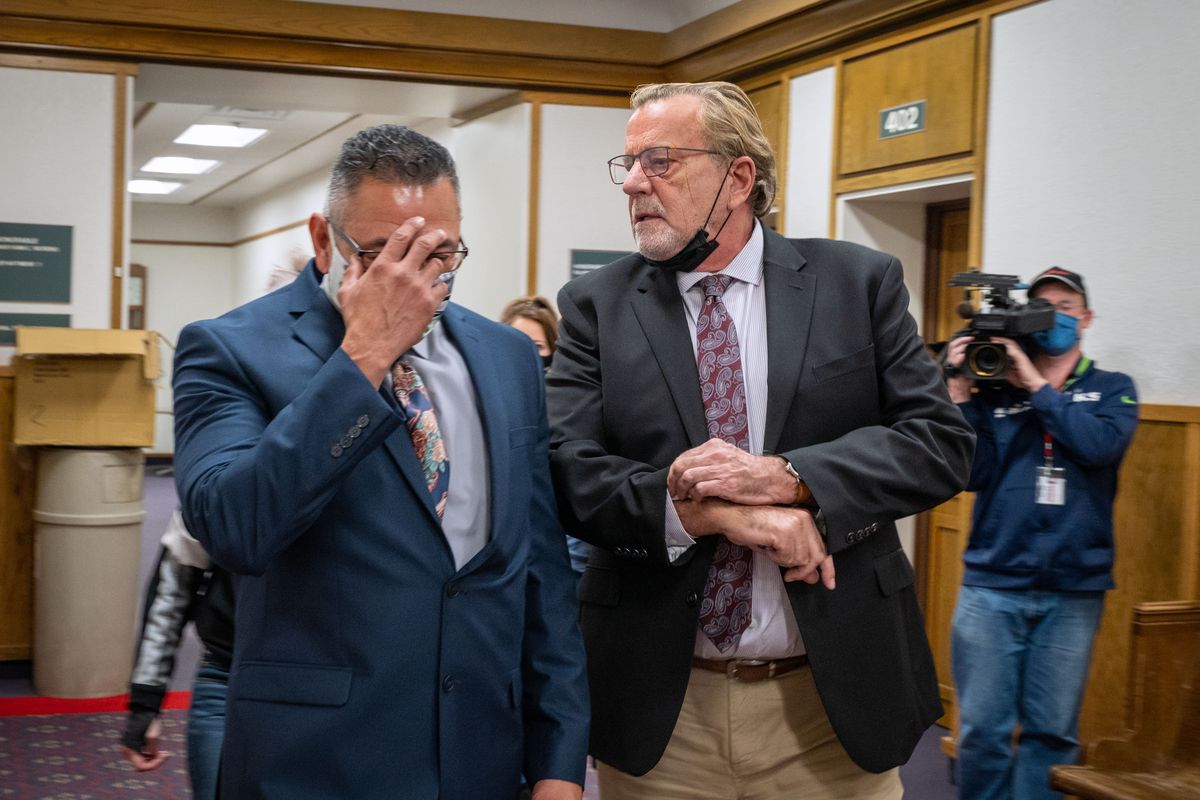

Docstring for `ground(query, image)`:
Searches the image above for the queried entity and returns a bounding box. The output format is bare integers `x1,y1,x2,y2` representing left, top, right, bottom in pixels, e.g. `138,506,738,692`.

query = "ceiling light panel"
174,124,268,148
141,156,221,175
129,179,184,195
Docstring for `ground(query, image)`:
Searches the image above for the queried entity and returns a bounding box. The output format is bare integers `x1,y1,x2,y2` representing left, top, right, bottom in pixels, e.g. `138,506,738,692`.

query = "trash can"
33,448,145,698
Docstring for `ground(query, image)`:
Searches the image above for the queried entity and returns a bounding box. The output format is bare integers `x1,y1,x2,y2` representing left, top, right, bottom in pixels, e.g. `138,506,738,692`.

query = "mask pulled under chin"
642,229,720,273
1030,311,1079,356
640,163,734,274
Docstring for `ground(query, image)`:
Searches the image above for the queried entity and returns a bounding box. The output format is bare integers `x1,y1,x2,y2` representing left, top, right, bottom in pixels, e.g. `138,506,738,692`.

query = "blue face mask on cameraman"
1031,312,1079,356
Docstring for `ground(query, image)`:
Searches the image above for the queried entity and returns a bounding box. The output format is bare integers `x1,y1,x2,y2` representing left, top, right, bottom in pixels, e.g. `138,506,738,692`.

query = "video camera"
944,272,1055,380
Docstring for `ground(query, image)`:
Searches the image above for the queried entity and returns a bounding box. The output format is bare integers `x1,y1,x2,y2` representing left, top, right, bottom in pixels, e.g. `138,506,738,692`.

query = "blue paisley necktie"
392,360,450,520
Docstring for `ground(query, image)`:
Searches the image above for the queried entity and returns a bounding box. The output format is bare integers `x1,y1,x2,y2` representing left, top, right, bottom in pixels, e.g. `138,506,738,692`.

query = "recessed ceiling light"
174,124,268,148
141,156,221,175
129,179,184,195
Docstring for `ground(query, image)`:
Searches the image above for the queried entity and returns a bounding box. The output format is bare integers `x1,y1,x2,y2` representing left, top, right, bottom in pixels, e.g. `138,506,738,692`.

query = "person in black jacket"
547,80,973,799
121,509,233,800
945,267,1138,800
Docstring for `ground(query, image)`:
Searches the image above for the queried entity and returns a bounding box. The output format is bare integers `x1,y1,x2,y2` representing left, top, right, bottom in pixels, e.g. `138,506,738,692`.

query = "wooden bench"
1049,601,1200,799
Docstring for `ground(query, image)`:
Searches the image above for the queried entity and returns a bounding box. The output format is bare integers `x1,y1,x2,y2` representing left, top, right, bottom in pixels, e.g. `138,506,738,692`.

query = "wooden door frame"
915,197,970,608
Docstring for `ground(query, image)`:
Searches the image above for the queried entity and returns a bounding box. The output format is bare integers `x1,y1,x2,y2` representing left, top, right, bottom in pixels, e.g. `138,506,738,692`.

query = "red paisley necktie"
694,275,753,652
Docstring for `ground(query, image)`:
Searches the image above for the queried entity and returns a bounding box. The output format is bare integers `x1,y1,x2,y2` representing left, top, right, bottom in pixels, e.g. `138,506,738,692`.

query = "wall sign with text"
0,222,73,302
570,249,630,279
879,100,927,139
0,313,71,346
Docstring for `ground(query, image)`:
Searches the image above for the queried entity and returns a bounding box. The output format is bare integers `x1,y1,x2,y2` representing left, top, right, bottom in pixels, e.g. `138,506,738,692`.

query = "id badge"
1036,466,1066,506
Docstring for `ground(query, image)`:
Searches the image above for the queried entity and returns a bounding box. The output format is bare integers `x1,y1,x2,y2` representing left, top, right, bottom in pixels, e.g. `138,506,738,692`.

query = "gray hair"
325,125,460,222
630,82,777,218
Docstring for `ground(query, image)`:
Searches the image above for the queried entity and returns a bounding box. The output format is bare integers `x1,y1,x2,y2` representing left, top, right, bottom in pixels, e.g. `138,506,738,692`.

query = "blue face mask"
1031,311,1079,356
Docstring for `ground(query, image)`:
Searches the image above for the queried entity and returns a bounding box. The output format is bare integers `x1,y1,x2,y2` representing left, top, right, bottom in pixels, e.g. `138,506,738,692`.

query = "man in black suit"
547,81,974,798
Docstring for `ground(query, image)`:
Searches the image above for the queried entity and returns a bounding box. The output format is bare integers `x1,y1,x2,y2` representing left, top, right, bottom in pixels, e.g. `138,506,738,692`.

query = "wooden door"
128,263,147,330
917,199,973,728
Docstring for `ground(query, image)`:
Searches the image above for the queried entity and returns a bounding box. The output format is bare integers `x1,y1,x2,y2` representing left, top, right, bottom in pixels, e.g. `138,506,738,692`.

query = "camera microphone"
955,301,975,320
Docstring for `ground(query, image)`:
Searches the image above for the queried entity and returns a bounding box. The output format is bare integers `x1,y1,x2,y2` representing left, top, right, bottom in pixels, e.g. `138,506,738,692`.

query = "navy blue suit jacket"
173,262,588,798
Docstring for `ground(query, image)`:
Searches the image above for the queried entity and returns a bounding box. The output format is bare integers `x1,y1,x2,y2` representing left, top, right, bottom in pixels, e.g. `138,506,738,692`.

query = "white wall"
132,203,235,243
840,200,927,327
535,104,633,304
0,67,119,364
230,168,326,306
131,242,236,452
784,67,836,238
985,0,1200,403
450,103,532,320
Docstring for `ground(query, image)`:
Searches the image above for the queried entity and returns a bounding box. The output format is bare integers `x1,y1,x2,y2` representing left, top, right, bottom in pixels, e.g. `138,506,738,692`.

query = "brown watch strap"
779,457,816,508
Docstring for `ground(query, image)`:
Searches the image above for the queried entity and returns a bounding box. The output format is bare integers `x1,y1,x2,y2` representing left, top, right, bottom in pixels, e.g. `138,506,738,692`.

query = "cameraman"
945,267,1138,800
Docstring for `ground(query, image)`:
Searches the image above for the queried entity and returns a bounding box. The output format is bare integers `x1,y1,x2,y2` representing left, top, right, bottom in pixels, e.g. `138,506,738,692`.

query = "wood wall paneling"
0,0,1030,96
1079,418,1198,741
0,373,35,660
746,81,786,226
925,491,972,726
837,24,978,176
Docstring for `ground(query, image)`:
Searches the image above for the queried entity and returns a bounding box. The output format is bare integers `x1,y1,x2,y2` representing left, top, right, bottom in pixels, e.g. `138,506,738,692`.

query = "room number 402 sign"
879,100,926,139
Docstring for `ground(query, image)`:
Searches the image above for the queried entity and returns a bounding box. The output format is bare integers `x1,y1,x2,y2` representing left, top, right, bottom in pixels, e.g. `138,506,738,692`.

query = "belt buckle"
727,658,768,680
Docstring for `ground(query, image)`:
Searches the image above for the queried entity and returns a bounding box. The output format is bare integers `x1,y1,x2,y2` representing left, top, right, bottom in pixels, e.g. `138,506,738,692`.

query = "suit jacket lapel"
630,266,708,448
289,262,344,363
288,263,442,524
762,230,815,455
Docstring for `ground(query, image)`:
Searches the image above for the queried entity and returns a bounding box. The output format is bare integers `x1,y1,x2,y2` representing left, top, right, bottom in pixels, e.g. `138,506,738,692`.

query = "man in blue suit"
172,125,589,799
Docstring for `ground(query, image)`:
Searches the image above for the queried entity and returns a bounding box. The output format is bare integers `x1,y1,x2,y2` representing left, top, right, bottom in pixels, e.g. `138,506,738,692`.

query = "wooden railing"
1049,602,1200,799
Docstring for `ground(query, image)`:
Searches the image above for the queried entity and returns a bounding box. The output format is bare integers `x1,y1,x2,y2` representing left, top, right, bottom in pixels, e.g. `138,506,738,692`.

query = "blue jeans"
951,585,1104,800
566,535,591,576
187,654,229,800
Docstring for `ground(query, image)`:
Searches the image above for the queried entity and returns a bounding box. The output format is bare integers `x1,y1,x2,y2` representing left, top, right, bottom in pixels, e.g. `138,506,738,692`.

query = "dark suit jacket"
172,262,589,799
546,230,974,775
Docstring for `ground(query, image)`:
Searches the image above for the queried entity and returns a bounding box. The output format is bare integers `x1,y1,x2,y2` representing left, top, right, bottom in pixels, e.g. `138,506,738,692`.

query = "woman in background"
500,296,588,575
500,296,557,372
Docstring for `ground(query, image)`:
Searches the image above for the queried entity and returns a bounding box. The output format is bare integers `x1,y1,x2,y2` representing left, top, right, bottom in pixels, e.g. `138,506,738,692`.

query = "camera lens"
967,342,1005,379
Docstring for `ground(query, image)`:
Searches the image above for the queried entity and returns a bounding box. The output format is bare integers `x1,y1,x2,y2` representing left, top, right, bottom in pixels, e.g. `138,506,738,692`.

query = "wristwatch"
778,458,815,507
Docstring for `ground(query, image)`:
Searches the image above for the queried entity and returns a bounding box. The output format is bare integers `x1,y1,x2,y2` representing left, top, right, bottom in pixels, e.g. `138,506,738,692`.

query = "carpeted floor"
0,707,192,799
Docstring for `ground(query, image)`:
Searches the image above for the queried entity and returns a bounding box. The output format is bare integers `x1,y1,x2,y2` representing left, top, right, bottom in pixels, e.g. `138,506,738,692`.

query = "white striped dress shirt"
662,221,806,660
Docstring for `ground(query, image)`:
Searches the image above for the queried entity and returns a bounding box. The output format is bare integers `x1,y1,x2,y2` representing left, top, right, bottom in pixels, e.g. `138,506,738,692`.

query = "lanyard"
1042,432,1054,468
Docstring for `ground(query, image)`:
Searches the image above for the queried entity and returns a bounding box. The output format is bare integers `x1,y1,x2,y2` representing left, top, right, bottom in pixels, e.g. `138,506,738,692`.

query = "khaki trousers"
597,665,903,800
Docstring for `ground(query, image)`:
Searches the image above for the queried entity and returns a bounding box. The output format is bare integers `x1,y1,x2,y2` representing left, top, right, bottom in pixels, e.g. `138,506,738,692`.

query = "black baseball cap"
1029,266,1088,306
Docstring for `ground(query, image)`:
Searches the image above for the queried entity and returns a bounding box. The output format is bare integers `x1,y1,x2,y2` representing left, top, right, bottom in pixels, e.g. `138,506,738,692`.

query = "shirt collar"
676,219,764,294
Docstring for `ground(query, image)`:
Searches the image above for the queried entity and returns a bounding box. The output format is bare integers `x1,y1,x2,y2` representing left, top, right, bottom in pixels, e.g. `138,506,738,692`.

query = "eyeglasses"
328,220,469,273
606,146,720,185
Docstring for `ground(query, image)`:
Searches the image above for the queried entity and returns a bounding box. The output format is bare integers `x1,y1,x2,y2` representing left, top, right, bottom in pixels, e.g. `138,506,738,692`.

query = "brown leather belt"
691,654,809,682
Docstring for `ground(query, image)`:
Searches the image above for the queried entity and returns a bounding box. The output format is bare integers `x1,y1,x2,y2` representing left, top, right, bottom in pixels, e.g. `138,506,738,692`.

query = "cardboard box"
13,327,160,447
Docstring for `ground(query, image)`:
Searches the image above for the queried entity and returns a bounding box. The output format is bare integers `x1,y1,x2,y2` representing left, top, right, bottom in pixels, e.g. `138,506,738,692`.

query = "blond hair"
630,82,777,217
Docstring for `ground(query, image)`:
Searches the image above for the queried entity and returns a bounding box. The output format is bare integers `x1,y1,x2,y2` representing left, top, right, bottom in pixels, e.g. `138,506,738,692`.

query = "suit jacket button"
348,427,362,439
442,675,456,693
637,548,647,557
330,444,343,457
357,414,370,427
686,592,699,607
870,522,878,532
446,583,461,598
340,436,353,448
